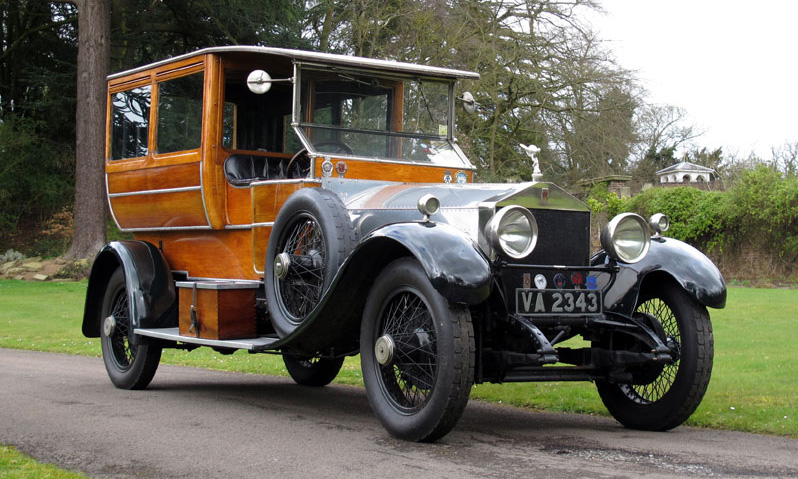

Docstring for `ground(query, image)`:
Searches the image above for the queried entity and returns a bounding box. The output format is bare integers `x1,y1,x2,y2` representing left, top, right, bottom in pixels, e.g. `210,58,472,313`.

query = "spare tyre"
264,187,355,338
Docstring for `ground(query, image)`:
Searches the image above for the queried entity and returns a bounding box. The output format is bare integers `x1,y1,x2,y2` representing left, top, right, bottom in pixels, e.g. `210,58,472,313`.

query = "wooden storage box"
177,281,258,340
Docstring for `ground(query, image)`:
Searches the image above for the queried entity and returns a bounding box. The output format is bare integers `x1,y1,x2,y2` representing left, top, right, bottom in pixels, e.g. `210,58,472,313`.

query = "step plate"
135,327,279,351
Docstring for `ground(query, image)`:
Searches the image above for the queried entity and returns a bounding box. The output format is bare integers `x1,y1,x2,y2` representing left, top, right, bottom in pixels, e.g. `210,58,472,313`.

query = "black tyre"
265,188,355,338
596,280,714,431
283,354,345,387
100,268,162,390
360,258,474,442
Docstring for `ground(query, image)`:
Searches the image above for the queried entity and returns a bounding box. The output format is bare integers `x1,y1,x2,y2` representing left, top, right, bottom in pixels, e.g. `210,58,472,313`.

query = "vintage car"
82,46,726,442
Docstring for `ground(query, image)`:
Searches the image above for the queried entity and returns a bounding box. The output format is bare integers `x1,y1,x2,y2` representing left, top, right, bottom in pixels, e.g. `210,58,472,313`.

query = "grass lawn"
0,279,795,437
0,445,94,479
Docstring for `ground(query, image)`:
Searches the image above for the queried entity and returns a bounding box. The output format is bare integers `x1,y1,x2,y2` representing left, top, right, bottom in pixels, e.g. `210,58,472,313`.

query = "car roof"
108,46,481,81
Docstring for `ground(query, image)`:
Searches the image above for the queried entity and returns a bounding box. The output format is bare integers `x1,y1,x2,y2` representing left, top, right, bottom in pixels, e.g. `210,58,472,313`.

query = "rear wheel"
360,258,474,442
100,268,162,390
283,354,345,387
596,281,713,430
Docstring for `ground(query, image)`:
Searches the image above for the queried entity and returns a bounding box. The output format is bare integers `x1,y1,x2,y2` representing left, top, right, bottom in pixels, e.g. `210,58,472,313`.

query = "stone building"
656,161,716,185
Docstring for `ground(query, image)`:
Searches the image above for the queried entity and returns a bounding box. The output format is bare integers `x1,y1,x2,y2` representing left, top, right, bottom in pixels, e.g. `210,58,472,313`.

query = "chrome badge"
335,161,347,178
321,158,334,177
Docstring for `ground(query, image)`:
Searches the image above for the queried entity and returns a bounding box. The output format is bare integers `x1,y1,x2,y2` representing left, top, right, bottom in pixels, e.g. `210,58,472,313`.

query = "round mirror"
461,91,476,114
247,70,272,94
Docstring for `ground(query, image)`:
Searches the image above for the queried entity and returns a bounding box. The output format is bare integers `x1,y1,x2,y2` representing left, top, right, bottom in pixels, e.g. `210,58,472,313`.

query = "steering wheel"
313,141,353,155
286,149,311,179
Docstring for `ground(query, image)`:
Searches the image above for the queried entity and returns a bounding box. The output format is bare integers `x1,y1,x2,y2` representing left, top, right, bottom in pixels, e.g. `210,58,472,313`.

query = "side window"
222,102,236,149
110,85,151,160
222,69,293,152
157,72,204,154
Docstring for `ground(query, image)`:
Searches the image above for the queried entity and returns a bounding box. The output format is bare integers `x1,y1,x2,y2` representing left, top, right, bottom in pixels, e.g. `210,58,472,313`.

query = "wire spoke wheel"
265,188,355,338
596,281,713,431
361,258,474,442
620,297,680,403
108,286,135,370
283,354,345,387
100,268,162,390
276,215,327,321
378,290,439,412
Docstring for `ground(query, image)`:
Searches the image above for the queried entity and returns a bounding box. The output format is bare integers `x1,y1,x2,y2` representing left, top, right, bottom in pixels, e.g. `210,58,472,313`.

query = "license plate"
515,289,602,316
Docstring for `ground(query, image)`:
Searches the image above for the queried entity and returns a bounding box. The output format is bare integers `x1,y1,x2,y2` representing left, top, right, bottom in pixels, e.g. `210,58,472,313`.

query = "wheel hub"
374,334,395,366
103,315,116,337
274,252,292,280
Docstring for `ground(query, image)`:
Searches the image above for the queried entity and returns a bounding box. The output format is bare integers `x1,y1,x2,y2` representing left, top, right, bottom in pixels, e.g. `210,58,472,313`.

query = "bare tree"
771,141,798,176
634,104,701,160
59,0,110,260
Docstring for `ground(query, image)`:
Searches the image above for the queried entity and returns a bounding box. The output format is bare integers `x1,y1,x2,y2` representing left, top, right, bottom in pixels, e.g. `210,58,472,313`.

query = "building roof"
656,161,716,176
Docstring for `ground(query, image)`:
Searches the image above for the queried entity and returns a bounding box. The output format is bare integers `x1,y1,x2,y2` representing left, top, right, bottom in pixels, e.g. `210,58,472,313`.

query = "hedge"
588,166,798,277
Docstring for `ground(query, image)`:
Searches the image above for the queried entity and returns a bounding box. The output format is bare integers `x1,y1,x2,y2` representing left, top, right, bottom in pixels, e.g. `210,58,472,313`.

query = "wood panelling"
225,185,252,225
107,162,201,194
178,286,256,339
111,190,207,229
252,181,316,224
136,230,260,280
312,157,473,183
202,54,226,230
252,225,272,274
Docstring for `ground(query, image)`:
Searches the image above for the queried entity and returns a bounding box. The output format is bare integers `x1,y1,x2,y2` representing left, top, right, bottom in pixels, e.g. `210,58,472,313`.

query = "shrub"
0,249,25,264
627,187,726,250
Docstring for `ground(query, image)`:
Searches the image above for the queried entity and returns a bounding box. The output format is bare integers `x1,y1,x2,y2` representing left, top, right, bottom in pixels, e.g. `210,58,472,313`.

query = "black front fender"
274,221,492,355
358,221,493,305
82,241,176,338
593,237,726,316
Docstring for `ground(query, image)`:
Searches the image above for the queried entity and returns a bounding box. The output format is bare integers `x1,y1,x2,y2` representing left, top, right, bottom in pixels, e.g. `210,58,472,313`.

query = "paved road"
1,348,796,479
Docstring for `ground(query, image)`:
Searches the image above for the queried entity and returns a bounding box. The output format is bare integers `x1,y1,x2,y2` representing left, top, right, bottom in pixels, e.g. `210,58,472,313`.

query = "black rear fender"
82,241,176,338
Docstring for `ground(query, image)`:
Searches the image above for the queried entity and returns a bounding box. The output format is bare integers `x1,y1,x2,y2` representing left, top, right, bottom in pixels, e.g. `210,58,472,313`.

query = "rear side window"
157,72,204,154
110,85,151,160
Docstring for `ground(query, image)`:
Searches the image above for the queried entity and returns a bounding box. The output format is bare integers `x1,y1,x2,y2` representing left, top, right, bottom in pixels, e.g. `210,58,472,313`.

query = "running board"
135,327,279,351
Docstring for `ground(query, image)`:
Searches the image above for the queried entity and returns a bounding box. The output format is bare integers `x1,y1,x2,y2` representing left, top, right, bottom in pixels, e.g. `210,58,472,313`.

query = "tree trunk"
64,0,110,260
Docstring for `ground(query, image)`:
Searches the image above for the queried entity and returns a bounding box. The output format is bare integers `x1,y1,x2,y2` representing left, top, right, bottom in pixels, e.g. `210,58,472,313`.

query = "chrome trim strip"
109,46,479,81
179,275,261,284
105,173,123,230
107,185,202,198
199,161,212,227
224,222,274,230
175,281,260,290
135,327,279,351
117,225,213,232
248,178,322,187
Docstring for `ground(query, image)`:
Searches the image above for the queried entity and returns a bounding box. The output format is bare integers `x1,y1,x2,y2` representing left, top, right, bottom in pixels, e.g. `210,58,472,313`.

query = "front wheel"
360,258,474,442
100,268,162,390
596,280,714,431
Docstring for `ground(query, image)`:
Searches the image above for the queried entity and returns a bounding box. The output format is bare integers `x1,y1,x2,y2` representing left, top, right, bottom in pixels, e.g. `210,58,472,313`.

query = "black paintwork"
363,221,493,305
592,236,727,317
82,241,176,339
273,221,493,355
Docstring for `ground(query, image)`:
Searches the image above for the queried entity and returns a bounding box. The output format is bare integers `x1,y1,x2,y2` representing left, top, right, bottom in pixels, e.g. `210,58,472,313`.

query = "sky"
587,0,798,160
